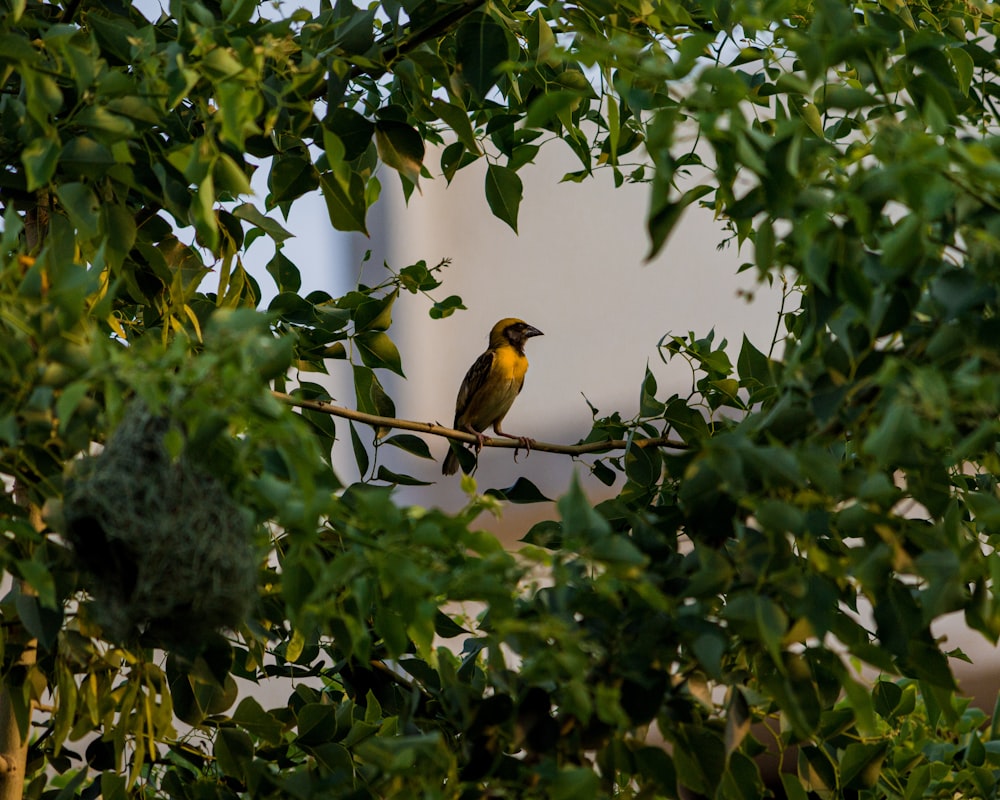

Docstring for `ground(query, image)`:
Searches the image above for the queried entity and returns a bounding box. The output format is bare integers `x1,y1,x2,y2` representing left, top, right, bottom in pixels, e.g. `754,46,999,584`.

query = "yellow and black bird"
442,318,544,475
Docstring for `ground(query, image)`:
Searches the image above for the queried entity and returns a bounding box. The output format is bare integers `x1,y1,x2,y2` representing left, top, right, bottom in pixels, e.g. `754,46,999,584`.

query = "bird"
442,318,544,475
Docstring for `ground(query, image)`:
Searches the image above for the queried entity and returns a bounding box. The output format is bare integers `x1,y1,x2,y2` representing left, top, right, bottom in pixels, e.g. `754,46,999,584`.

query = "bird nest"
61,403,257,648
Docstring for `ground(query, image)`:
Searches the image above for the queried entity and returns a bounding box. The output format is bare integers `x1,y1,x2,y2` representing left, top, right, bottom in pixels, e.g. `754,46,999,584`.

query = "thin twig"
272,392,689,455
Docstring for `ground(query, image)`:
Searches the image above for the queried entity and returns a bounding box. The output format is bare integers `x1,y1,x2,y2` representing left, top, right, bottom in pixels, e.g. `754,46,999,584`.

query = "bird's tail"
442,445,461,475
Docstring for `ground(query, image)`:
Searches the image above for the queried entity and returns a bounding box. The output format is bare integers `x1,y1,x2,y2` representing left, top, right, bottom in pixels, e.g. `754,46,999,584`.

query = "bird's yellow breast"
462,345,528,430
492,344,529,383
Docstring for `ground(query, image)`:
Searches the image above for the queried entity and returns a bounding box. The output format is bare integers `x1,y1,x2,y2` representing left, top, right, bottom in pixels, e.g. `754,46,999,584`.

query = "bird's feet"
495,433,534,462
513,436,535,462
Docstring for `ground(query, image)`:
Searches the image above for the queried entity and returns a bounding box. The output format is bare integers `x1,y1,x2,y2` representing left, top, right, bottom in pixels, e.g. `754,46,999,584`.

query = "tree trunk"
0,502,42,800
0,615,35,800
0,196,52,800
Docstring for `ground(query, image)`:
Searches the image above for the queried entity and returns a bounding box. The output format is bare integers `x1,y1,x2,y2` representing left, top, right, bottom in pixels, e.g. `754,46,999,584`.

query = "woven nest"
62,404,257,648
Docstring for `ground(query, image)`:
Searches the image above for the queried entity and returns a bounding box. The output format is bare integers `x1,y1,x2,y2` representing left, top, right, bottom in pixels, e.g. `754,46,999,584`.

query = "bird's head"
490,318,544,353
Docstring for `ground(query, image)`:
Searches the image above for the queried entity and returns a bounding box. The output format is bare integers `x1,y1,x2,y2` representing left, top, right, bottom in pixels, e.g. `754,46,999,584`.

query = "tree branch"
272,392,689,455
346,0,487,82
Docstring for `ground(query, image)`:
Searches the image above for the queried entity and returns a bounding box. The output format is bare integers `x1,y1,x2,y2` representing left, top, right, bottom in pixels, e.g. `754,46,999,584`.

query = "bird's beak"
525,325,544,338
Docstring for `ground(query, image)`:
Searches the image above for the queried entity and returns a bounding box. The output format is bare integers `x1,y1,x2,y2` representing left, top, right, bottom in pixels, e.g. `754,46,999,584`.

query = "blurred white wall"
364,142,783,509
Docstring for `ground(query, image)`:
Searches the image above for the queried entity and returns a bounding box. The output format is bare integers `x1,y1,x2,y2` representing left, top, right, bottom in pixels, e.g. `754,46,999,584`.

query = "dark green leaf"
429,98,479,153
433,611,468,638
382,434,433,459
375,465,433,486
647,183,712,260
525,91,580,128
15,593,62,650
455,14,508,99
55,182,101,239
232,697,284,746
375,121,425,188
269,155,319,204
266,250,302,293
520,519,562,548
319,171,369,235
297,703,338,746
485,163,522,232
325,108,376,160
214,728,253,781
349,421,371,477
839,742,888,790
485,477,552,504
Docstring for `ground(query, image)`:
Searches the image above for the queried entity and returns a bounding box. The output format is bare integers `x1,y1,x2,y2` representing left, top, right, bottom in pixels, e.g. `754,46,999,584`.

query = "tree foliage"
2,0,1000,797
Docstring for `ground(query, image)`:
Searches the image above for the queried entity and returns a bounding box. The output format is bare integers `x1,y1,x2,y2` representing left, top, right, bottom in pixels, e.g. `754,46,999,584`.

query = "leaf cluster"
3,0,1000,798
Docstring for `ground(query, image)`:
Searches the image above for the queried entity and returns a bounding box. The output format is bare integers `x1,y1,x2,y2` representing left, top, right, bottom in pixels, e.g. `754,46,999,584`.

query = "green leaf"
222,0,258,25
525,91,580,129
375,465,433,486
724,688,751,755
839,742,888,790
325,108,375,160
52,661,77,755
485,163,522,232
24,70,63,124
232,697,284,745
269,155,319,204
780,774,810,800
15,592,62,651
558,472,614,547
233,203,294,242
382,434,433,459
646,183,712,260
724,594,787,667
22,137,60,191
862,403,919,467
737,334,772,388
798,744,837,794
297,703,338,746
213,153,253,196
354,291,396,332
433,611,468,638
549,766,599,800
455,14,508,100
625,443,661,488
16,559,57,609
948,46,974,96
754,218,774,272
640,367,665,416
353,365,396,433
375,121,425,188
55,182,101,239
430,294,466,319
319,170,369,235
214,728,253,781
56,381,90,434
634,746,676,792
429,98,479,153
356,331,404,376
350,421,371,477
103,204,137,270
266,250,302,293
520,519,562,548
816,85,875,111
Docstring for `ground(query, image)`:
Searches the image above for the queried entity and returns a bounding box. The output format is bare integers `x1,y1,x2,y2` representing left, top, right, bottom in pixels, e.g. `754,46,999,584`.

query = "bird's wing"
454,349,496,427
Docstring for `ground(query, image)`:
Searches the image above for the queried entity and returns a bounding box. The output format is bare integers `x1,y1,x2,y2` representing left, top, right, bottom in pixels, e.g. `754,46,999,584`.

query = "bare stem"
272,392,689,455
